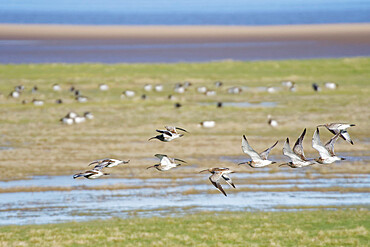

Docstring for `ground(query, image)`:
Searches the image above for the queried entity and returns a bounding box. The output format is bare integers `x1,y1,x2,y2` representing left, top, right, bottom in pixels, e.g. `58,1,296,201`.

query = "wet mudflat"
1,155,368,225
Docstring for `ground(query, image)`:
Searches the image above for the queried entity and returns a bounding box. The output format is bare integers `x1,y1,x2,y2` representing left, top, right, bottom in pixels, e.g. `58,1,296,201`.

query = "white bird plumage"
312,128,345,164
239,135,278,168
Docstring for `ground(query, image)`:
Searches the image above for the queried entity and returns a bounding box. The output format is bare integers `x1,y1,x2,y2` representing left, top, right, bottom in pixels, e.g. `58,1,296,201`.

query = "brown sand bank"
1,23,370,63
1,23,370,43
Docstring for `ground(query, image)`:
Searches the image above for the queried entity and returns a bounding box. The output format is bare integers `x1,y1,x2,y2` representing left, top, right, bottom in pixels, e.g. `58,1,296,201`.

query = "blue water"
1,0,370,25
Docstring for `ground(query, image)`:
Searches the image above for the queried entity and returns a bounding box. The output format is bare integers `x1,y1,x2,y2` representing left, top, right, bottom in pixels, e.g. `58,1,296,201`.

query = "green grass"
0,209,368,246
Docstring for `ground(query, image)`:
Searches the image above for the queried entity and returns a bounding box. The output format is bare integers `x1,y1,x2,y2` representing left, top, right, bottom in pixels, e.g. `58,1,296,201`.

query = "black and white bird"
9,91,20,98
84,112,94,120
76,95,88,103
146,154,187,171
148,126,188,142
88,158,130,169
32,99,44,106
199,168,236,197
281,129,317,168
268,115,278,127
73,165,109,179
312,83,321,92
312,128,345,164
317,123,355,145
238,135,278,168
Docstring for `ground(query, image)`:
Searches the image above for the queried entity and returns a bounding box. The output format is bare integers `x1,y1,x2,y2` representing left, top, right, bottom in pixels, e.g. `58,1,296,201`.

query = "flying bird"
317,123,355,145
148,126,188,142
146,154,187,171
88,158,130,169
312,128,345,164
73,166,109,179
199,168,236,196
238,135,278,168
281,129,317,168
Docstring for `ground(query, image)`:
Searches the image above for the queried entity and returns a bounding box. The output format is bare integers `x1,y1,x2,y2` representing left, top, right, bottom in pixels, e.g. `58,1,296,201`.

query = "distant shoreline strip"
0,23,370,42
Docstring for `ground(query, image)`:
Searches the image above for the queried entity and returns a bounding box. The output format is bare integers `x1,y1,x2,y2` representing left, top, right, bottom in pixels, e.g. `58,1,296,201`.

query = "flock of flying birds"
5,82,350,196
73,123,355,197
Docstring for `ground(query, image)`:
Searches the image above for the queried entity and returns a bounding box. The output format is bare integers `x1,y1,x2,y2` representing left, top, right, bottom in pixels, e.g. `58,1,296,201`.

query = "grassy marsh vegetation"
0,58,369,180
0,209,368,246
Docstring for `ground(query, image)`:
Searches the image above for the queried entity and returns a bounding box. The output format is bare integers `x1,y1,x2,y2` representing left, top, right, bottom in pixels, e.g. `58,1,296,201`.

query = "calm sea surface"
1,1,370,63
1,0,370,25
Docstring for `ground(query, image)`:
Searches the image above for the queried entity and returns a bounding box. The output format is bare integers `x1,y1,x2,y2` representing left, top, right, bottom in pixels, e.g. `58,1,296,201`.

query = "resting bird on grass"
148,126,188,142
238,135,278,168
281,129,317,168
147,154,187,171
312,128,345,164
199,168,236,197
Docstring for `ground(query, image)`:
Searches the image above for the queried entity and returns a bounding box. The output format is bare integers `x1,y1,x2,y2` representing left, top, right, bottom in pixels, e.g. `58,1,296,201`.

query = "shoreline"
1,23,370,63
0,23,370,42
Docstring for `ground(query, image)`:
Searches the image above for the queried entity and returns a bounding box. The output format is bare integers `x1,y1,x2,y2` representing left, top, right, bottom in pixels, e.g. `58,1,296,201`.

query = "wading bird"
281,129,317,168
312,128,345,164
147,154,187,171
199,167,236,196
148,126,188,142
238,135,278,168
317,123,355,145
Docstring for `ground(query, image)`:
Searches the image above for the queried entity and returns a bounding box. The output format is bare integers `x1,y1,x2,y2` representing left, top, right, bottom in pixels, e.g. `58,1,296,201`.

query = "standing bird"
148,126,188,142
199,168,236,197
312,128,345,164
147,154,186,171
281,129,316,168
73,166,109,179
88,158,130,169
238,135,278,168
312,83,321,92
317,123,355,145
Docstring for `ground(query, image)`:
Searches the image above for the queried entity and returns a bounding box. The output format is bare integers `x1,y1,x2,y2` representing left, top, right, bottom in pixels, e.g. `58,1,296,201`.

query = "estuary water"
0,158,369,225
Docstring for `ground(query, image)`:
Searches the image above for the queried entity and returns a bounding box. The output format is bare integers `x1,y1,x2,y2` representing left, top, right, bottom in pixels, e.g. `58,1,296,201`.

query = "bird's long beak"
238,162,247,166
148,136,156,141
279,163,288,167
174,158,187,163
176,127,189,133
146,165,155,169
199,169,208,173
